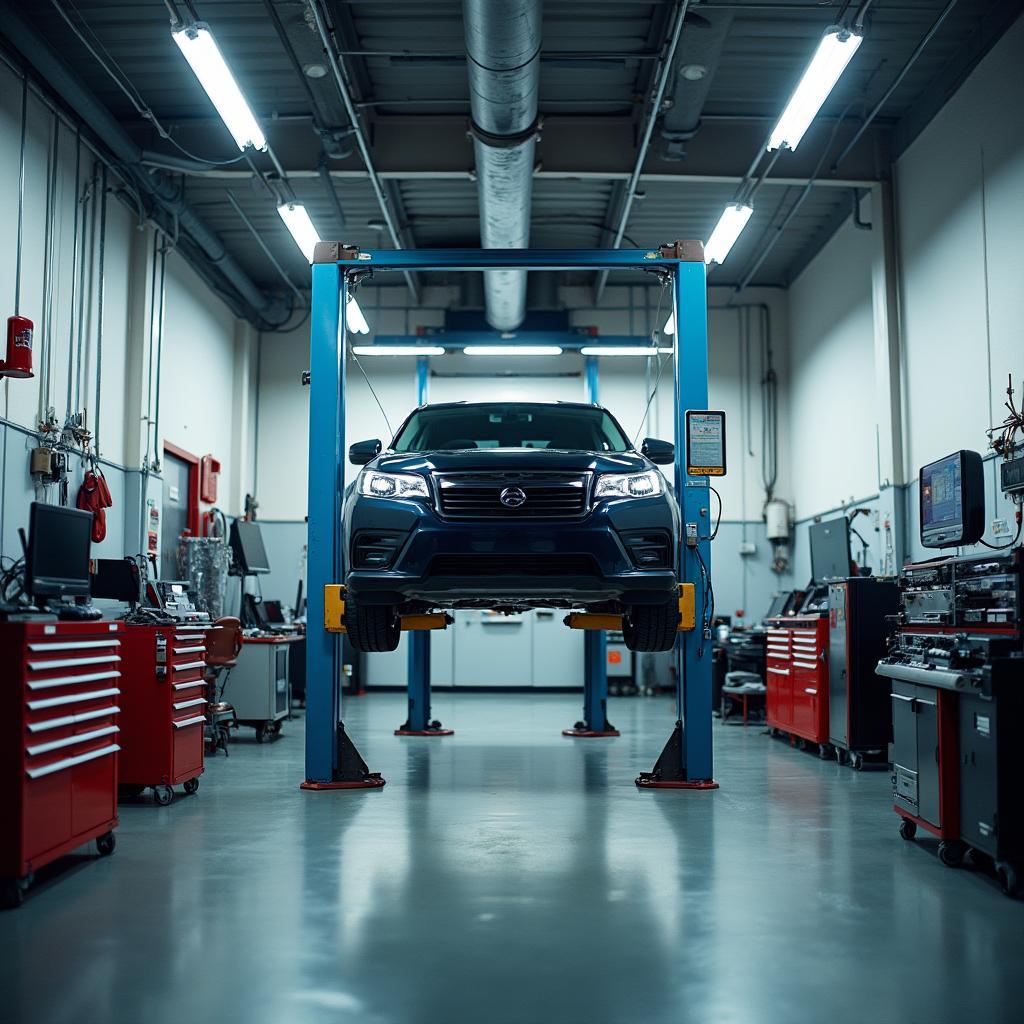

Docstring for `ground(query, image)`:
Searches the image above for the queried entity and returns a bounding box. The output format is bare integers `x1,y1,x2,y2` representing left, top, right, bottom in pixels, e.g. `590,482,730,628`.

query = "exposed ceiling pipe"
660,10,734,160
0,0,287,327
463,0,542,331
593,0,691,304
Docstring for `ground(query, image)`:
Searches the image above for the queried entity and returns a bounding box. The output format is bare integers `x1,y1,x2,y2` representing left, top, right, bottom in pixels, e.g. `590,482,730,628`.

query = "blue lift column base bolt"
635,721,719,790
300,723,385,791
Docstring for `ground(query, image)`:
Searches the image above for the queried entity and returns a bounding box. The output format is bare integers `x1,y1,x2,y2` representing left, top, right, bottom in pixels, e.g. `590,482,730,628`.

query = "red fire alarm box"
200,455,221,504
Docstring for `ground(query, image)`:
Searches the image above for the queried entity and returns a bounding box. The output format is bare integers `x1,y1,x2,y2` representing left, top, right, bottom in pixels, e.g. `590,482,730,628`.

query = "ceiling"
5,0,1018,320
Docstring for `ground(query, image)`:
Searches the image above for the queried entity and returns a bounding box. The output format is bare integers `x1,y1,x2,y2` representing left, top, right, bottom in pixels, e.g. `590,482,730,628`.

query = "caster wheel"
272,722,283,738
850,752,864,771
255,724,267,743
996,861,1021,897
153,785,173,807
835,748,848,766
818,743,832,760
938,840,965,868
898,818,917,841
96,831,116,857
183,777,200,796
795,738,807,751
1,879,26,909
768,727,778,738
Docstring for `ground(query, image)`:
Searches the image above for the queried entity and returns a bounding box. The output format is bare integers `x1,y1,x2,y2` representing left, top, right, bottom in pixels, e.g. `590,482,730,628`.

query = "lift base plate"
634,775,719,790
394,728,455,737
300,775,386,791
562,728,620,738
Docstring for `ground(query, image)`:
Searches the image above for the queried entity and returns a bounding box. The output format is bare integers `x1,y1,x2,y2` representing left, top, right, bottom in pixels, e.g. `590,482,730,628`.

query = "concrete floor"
1,692,1020,1024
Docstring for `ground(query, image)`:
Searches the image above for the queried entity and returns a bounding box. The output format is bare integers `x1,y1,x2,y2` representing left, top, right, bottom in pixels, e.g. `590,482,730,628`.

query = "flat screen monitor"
920,450,985,548
26,502,93,599
92,558,140,603
263,599,285,624
765,592,790,618
809,518,851,583
230,520,270,575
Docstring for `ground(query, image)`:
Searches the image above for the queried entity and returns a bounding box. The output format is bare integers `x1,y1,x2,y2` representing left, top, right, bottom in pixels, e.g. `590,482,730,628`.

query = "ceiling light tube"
463,346,563,356
352,346,444,356
580,347,662,357
767,27,864,152
705,204,754,265
346,297,370,335
277,202,320,263
172,23,266,152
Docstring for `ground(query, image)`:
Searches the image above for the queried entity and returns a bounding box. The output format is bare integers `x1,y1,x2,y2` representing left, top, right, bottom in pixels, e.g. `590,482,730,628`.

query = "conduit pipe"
463,0,542,331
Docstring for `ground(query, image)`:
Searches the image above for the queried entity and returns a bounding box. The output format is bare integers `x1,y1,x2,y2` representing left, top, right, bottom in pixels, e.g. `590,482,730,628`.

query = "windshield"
392,404,632,453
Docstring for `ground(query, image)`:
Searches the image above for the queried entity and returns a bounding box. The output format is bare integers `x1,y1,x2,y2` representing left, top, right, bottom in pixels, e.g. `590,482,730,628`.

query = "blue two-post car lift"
301,241,717,792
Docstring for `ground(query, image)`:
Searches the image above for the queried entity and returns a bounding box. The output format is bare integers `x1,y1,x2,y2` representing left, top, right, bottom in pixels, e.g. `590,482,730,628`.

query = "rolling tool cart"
226,635,298,741
119,623,209,805
0,621,123,908
827,576,899,769
764,614,831,756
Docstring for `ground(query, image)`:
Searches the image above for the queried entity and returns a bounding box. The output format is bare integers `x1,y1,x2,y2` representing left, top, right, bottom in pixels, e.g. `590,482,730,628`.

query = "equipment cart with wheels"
0,620,123,908
226,635,299,741
119,623,209,805
764,614,831,756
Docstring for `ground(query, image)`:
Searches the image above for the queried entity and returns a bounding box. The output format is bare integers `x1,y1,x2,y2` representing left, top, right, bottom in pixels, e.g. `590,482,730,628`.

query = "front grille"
435,472,590,519
429,554,598,577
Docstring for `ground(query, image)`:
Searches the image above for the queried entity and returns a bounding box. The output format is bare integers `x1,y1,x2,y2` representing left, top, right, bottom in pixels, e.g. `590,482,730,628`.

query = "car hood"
368,448,652,475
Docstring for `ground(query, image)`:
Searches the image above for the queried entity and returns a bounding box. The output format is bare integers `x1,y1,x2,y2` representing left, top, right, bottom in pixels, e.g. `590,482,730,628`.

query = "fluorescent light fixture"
463,346,563,356
346,297,370,335
352,346,444,356
663,312,674,335
580,346,662,357
767,27,863,152
705,204,754,265
172,23,266,152
277,202,320,263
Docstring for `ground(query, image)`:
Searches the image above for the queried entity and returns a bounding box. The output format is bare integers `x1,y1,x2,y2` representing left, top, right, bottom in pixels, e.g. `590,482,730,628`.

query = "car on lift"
342,401,681,653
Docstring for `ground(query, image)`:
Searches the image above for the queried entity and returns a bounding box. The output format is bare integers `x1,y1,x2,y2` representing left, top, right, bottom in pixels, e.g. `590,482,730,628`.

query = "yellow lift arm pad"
324,585,347,633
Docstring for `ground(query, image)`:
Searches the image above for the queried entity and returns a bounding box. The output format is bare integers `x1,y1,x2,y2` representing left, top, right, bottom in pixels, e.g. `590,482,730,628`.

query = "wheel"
622,600,680,653
255,723,267,744
795,737,807,751
835,748,848,766
996,861,1021,897
183,777,200,796
153,784,173,807
343,598,401,653
938,840,965,868
849,752,864,771
818,743,832,760
1,879,26,910
898,818,917,841
96,831,116,857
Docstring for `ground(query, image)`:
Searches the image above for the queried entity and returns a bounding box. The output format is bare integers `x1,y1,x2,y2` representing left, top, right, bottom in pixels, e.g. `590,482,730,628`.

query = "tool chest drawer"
118,623,206,800
1,621,122,889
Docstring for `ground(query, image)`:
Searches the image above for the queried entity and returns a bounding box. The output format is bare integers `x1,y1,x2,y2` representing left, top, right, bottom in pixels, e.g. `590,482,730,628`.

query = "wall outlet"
992,518,1010,536
739,541,756,556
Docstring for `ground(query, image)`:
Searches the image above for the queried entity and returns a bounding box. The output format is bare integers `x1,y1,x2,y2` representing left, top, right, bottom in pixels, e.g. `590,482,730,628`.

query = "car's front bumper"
343,492,679,608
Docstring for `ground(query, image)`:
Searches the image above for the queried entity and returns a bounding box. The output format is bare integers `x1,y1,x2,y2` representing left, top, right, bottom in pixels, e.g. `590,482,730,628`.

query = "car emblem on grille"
499,486,527,508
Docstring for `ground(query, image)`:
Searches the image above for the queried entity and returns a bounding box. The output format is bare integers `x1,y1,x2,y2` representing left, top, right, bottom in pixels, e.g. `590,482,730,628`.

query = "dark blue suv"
343,402,681,653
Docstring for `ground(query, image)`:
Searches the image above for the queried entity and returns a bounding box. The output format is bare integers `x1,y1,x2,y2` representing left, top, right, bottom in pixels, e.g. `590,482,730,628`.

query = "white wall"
782,16,1024,564
0,59,256,565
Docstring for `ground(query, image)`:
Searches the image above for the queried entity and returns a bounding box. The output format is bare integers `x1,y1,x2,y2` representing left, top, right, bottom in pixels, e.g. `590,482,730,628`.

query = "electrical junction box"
739,541,756,556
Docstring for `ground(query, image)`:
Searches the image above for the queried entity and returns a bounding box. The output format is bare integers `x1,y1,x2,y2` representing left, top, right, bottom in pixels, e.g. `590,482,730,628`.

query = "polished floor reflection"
1,692,1019,1024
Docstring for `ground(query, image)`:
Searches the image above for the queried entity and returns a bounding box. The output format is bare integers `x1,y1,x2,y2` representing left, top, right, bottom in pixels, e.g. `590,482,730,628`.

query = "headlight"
359,471,429,500
594,470,663,499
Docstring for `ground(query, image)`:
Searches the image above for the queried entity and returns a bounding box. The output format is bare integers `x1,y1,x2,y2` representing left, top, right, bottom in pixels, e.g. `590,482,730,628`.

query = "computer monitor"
765,592,790,618
92,558,141,604
920,450,985,549
26,502,93,599
263,599,285,624
809,518,852,583
229,520,270,575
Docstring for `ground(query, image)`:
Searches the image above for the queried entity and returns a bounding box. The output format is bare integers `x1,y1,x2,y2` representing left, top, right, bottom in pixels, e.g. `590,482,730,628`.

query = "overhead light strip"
352,346,444,356
463,346,563,356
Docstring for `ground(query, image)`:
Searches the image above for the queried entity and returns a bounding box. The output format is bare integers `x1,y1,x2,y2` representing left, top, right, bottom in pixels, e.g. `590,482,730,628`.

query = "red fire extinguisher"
0,316,34,379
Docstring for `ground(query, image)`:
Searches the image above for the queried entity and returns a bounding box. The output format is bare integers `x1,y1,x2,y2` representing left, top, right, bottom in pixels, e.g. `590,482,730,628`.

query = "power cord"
708,485,723,541
979,506,1023,550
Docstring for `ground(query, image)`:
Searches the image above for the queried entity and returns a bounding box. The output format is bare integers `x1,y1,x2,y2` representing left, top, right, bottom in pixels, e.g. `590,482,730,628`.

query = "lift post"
303,243,715,790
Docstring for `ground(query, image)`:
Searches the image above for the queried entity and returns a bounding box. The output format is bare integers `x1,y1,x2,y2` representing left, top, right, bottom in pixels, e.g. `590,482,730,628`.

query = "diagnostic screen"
231,520,271,575
28,503,93,597
686,410,727,476
921,453,964,535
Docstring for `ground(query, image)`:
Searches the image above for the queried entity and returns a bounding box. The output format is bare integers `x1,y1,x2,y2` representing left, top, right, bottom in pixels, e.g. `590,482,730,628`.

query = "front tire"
344,599,401,652
622,600,679,652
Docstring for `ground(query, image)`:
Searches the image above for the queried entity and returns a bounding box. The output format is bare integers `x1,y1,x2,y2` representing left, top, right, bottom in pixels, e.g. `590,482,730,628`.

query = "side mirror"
349,439,382,465
641,438,674,465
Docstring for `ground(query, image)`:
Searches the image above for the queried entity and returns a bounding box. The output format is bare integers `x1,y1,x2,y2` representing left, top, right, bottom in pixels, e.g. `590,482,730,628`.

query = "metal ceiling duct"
660,11,734,160
463,0,542,331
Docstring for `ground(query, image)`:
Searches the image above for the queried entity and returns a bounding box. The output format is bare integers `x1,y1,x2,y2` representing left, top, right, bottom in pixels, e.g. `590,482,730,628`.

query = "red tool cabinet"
118,623,208,805
765,615,830,752
1,620,123,908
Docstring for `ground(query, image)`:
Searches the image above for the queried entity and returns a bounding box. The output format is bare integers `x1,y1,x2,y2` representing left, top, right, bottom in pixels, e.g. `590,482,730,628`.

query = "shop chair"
205,616,242,756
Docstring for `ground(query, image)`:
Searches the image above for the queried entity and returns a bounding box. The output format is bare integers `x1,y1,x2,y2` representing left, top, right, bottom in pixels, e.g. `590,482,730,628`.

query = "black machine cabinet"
828,577,899,760
958,665,1024,887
